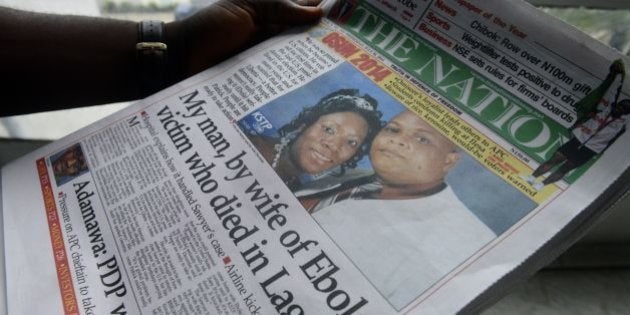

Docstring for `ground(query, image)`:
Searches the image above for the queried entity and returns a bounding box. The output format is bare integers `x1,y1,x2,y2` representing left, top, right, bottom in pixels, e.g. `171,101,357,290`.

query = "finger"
294,0,323,6
257,0,324,26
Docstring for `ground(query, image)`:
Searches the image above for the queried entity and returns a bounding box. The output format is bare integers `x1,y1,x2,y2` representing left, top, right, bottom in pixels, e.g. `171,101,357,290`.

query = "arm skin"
0,0,322,116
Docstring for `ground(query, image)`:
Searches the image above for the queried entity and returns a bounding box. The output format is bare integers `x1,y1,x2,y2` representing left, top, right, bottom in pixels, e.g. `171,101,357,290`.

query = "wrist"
164,20,187,86
136,20,168,97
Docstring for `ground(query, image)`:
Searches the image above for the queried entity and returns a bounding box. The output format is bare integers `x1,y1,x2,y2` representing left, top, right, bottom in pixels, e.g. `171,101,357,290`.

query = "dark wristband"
136,20,167,97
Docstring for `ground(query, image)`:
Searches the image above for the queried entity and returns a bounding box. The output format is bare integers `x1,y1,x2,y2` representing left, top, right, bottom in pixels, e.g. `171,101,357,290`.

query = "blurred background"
0,0,629,313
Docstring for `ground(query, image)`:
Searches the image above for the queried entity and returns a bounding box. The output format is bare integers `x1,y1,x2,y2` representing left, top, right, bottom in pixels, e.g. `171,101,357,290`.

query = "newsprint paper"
3,0,630,314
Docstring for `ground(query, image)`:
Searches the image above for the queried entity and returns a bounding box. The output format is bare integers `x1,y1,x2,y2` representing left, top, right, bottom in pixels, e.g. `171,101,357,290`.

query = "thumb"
258,0,324,26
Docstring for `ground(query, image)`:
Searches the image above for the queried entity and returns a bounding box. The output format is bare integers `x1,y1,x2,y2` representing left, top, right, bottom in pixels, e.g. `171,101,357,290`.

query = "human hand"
165,0,323,82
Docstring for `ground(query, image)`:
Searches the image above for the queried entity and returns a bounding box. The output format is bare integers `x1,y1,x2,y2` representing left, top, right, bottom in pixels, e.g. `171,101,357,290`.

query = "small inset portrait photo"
49,143,89,186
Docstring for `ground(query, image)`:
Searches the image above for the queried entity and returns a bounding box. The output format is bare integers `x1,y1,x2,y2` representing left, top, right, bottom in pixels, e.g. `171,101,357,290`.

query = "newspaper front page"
3,0,630,314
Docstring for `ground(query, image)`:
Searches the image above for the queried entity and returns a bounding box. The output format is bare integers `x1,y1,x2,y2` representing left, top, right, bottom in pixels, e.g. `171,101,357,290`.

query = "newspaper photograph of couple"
237,62,536,309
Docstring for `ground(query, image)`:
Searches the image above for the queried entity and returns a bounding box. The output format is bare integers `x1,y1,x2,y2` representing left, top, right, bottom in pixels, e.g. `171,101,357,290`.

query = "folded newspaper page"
3,0,630,314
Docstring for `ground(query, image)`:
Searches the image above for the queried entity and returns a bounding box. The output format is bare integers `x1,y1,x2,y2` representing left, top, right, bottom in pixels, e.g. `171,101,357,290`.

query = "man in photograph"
523,60,628,190
523,99,630,190
301,110,495,309
51,144,88,185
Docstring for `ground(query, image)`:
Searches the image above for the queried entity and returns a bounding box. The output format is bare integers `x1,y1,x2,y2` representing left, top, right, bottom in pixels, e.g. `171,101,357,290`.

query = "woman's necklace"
271,136,292,169
271,128,302,169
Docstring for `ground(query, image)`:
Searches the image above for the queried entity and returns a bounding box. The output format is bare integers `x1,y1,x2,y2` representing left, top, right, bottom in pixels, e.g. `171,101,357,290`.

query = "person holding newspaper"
299,110,494,308
523,60,629,190
0,0,323,116
524,98,630,190
247,89,383,190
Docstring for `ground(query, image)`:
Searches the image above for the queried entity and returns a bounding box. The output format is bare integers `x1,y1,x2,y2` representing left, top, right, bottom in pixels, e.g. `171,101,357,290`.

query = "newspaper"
2,0,630,314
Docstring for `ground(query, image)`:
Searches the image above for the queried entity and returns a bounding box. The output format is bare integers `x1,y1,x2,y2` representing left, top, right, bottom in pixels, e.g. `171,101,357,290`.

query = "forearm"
0,1,323,116
0,7,141,115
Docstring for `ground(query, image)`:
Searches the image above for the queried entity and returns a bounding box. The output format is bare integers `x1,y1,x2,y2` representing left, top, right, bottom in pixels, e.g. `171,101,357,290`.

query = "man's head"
53,147,85,177
369,110,459,189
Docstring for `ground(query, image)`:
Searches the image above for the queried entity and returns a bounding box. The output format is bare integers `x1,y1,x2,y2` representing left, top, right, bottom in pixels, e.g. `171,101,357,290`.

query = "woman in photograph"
250,89,383,190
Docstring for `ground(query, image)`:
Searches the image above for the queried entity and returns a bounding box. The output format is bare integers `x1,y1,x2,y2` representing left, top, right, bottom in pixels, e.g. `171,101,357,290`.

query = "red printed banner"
36,158,79,315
